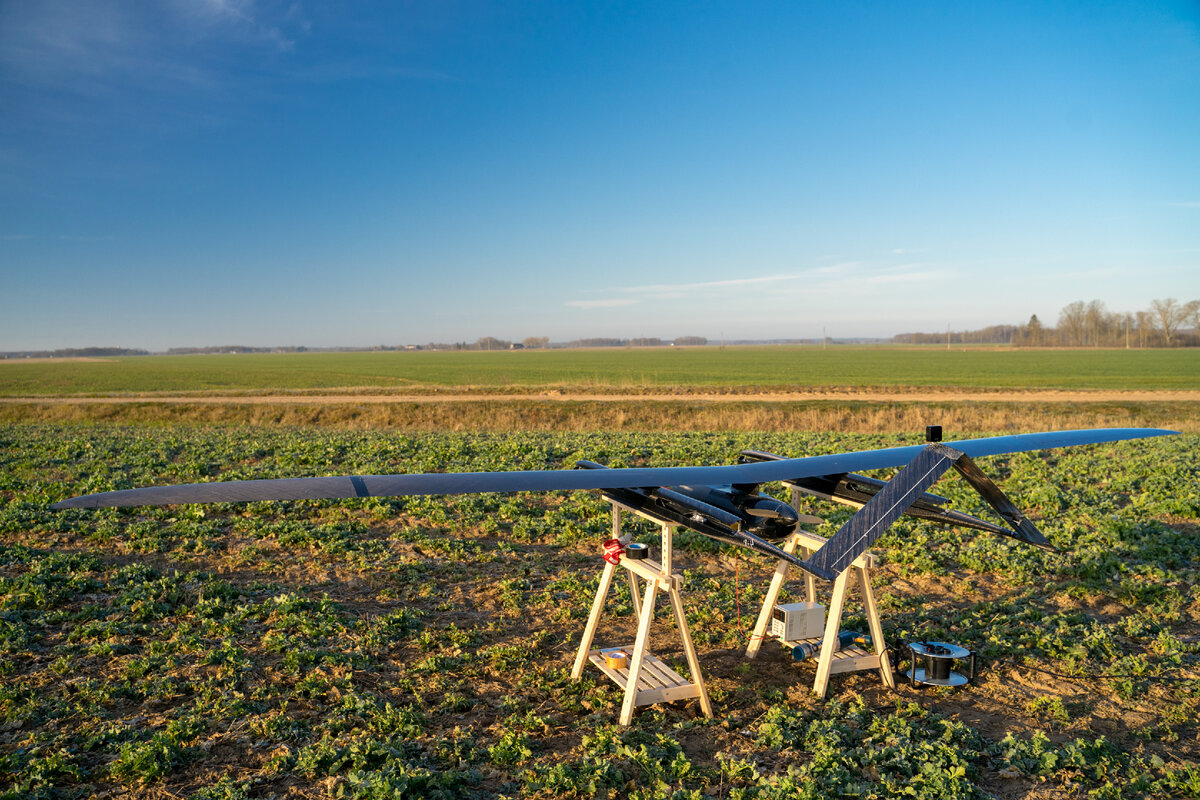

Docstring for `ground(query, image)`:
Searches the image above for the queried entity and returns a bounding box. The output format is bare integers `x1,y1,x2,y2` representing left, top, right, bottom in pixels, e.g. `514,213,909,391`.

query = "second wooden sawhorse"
745,527,896,697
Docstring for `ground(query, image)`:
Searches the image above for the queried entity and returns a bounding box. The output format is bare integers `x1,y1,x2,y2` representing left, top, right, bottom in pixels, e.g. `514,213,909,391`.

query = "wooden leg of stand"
628,571,642,620
746,533,800,659
660,522,672,573
803,549,817,604
620,576,659,725
667,584,713,718
857,565,895,689
813,567,850,698
572,559,617,681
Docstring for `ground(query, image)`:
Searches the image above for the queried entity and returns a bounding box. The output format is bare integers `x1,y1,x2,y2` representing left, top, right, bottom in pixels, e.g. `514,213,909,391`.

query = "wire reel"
904,641,975,688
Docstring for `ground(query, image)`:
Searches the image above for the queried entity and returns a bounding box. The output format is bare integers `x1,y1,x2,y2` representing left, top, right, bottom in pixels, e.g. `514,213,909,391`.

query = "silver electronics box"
770,602,825,641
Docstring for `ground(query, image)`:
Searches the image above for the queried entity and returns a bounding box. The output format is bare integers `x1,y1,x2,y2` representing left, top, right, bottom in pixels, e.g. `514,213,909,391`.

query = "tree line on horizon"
892,298,1200,348
0,347,152,359
9,298,1198,357
420,335,710,351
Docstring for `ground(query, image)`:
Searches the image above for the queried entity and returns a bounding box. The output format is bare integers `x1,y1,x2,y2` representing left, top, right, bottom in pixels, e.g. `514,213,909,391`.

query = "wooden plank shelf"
775,639,882,674
587,648,703,706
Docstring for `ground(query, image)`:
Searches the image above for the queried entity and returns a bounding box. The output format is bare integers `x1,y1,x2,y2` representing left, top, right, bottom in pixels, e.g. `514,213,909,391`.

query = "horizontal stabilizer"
801,442,1059,581
743,448,1052,539
951,454,1055,551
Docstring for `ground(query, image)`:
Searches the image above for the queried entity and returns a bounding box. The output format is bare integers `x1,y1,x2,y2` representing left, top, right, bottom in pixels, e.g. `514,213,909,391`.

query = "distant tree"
1135,311,1153,348
1058,301,1088,346
1149,298,1195,346
1084,300,1109,346
673,336,707,347
963,324,1016,344
54,347,150,357
475,337,510,351
889,299,1198,350
522,336,550,349
1026,314,1042,347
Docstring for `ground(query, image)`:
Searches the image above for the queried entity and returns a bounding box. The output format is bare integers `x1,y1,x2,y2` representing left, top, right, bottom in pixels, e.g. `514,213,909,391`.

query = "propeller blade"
743,506,781,518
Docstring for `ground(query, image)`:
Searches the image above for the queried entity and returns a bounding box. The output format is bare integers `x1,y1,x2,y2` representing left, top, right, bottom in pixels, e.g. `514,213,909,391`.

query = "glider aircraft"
53,427,1176,580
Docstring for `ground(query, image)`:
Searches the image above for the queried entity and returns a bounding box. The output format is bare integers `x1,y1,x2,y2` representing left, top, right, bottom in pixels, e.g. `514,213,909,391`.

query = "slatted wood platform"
773,639,883,673
587,648,704,705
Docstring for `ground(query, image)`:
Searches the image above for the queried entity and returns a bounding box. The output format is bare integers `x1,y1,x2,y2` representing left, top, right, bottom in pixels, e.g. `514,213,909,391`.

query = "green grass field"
2,426,1198,799
3,346,1199,396
2,347,1198,798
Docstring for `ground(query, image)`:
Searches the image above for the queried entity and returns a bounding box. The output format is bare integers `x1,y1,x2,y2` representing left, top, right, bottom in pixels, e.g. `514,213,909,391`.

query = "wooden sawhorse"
571,506,714,726
746,528,895,697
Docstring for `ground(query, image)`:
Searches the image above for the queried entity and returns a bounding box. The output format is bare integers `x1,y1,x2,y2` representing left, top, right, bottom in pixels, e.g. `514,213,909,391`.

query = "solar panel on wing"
802,444,962,580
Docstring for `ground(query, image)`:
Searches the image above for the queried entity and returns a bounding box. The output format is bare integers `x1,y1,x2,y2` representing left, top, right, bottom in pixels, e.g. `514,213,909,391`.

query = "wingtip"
51,492,115,510
51,497,89,510
1129,427,1178,438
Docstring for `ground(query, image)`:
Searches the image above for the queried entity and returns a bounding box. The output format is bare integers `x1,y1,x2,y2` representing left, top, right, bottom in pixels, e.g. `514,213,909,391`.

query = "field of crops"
2,424,1198,799
4,347,1200,396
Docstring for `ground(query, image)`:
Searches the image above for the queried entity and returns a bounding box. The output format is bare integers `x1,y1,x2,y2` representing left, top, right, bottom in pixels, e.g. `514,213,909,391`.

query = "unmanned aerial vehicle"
53,428,1176,579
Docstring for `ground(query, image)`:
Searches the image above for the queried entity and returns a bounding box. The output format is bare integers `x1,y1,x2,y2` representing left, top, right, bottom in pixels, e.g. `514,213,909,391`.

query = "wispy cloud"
809,261,860,275
1027,266,1124,282
283,60,456,85
560,268,826,312
565,264,879,308
562,262,951,314
565,298,640,310
0,1,304,98
175,0,302,52
862,267,945,285
603,263,876,297
621,273,803,296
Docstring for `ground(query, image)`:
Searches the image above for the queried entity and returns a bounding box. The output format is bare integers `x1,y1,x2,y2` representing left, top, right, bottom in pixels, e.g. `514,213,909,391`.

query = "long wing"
51,427,1175,509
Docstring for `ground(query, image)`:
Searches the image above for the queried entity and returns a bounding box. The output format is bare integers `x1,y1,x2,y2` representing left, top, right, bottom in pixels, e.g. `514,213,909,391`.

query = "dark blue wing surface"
51,428,1175,510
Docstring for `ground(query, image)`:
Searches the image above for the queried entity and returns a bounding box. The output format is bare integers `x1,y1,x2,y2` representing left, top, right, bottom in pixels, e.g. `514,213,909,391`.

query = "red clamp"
602,538,626,565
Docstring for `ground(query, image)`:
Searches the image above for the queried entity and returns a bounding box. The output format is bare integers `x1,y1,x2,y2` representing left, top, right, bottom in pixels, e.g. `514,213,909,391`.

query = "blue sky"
2,1,1198,350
